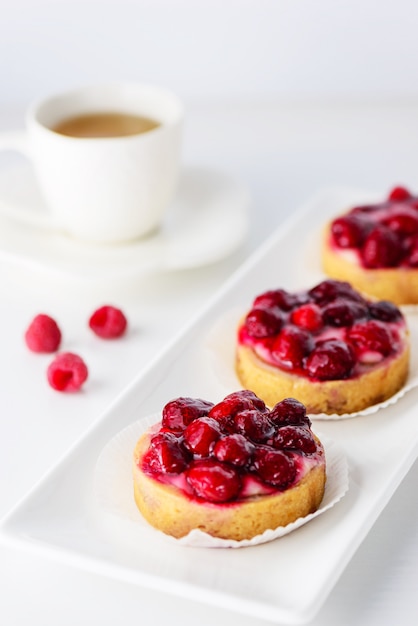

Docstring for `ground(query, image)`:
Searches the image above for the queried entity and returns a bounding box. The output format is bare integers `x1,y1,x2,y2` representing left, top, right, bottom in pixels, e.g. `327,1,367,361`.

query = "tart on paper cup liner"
204,308,418,422
94,414,348,549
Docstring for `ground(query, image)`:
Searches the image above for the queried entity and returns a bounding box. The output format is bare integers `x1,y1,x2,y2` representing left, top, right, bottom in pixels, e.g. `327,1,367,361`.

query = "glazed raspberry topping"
271,326,313,369
269,397,311,426
290,303,323,331
25,314,62,353
244,308,283,338
183,417,222,456
162,397,214,432
238,279,406,381
213,434,254,467
140,392,324,504
305,339,356,380
253,447,297,488
186,460,241,503
329,186,418,268
144,432,190,473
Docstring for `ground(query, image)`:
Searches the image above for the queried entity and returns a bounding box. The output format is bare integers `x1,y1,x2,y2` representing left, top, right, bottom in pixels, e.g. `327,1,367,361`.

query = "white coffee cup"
0,83,183,244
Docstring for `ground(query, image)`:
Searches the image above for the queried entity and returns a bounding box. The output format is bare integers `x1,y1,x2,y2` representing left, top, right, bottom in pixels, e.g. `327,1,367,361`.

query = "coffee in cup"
0,83,183,244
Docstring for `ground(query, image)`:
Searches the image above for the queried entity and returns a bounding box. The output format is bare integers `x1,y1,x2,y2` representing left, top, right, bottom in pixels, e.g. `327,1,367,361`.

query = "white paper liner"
400,304,418,315
204,308,418,422
94,414,348,549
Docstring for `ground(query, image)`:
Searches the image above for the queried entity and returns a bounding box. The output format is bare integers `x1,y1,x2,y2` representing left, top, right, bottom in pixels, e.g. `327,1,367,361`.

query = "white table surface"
1,101,418,625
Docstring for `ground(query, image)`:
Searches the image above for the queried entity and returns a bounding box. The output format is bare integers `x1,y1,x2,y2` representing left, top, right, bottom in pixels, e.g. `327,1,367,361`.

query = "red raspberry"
47,352,88,392
351,204,379,215
162,397,213,433
388,186,411,202
361,226,403,268
244,307,283,338
305,339,355,381
253,447,296,488
308,280,365,305
144,432,190,474
230,389,267,411
88,305,127,339
368,301,401,322
331,214,372,248
233,409,275,443
209,390,266,416
347,320,393,358
403,234,418,266
213,434,254,467
290,303,323,331
24,314,62,353
271,326,313,369
183,417,222,456
186,460,241,502
269,397,310,426
323,299,367,327
208,390,266,432
253,289,304,311
273,425,317,455
383,209,418,236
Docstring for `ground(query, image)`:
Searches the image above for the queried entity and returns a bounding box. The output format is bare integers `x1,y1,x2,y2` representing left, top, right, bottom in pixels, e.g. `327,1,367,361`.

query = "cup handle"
0,130,56,230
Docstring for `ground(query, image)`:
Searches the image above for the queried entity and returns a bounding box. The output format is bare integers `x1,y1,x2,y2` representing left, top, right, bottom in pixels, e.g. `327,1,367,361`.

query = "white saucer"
0,162,250,282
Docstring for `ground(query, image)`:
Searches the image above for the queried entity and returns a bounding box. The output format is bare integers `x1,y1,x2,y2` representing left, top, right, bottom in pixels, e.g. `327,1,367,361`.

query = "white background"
0,0,418,106
1,2,418,625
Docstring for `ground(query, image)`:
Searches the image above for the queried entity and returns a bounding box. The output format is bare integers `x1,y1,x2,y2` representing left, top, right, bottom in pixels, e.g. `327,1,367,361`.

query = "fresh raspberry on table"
88,305,127,339
24,314,62,353
47,352,88,392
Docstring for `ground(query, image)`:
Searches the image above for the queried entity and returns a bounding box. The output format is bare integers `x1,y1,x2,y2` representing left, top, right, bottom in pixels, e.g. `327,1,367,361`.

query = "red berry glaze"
208,390,266,432
323,299,367,327
25,314,62,353
89,305,127,339
144,432,190,474
308,279,365,305
329,185,418,268
47,352,88,392
213,434,254,467
403,235,418,267
162,397,214,432
238,279,406,383
233,409,275,443
272,326,313,369
361,226,403,268
347,320,393,361
269,398,310,426
383,209,418,236
183,417,222,456
253,288,303,311
139,392,323,504
244,308,283,338
331,214,372,248
253,447,296,489
388,186,411,202
368,301,401,322
290,303,323,331
186,460,241,503
305,339,356,380
273,425,317,454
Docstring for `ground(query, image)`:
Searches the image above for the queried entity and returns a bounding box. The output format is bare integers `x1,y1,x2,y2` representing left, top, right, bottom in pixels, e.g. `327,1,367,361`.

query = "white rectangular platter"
1,187,418,624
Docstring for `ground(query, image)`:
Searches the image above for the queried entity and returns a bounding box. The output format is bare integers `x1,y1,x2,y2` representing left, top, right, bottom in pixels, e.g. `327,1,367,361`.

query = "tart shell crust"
133,432,326,541
235,340,410,415
322,224,418,305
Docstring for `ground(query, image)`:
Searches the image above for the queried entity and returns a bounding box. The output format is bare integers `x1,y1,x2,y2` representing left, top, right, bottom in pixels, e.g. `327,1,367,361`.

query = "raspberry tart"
322,186,418,304
236,279,410,414
133,392,326,541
